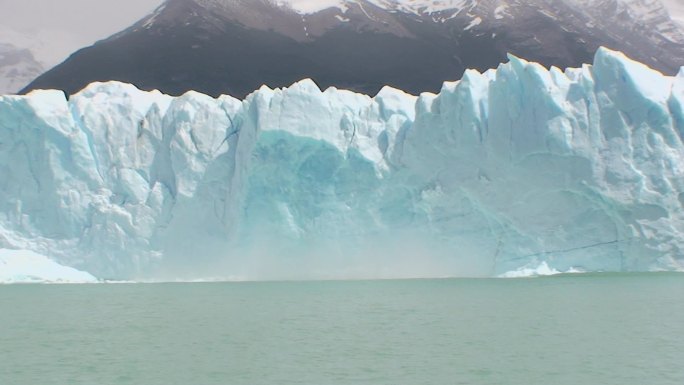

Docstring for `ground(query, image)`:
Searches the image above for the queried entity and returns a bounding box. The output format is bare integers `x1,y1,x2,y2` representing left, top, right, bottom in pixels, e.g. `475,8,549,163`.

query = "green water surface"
1,274,683,385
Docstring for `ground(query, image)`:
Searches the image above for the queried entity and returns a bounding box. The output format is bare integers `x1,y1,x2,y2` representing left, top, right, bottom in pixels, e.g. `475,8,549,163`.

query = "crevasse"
1,47,683,280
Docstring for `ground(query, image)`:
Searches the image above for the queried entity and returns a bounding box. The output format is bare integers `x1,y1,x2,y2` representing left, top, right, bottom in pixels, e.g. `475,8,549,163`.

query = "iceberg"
1,47,683,281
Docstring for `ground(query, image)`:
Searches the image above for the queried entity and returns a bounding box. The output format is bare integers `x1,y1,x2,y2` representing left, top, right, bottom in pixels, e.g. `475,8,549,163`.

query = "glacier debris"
1,47,684,280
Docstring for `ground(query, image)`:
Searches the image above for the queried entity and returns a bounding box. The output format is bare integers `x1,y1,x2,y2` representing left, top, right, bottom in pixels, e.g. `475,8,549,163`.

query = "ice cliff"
1,47,684,280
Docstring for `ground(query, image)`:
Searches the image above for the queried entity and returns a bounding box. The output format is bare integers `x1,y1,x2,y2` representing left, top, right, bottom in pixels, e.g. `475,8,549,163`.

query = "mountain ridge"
21,0,684,99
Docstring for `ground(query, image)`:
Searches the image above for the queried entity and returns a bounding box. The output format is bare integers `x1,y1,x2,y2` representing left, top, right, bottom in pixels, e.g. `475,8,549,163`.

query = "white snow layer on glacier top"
1,47,684,282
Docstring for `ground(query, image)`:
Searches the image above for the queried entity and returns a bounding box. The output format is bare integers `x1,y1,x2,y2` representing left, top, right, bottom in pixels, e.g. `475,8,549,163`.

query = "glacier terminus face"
1,47,684,280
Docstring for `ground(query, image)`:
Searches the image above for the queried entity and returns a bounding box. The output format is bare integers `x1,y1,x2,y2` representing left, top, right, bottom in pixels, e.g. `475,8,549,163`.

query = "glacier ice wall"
1,47,684,280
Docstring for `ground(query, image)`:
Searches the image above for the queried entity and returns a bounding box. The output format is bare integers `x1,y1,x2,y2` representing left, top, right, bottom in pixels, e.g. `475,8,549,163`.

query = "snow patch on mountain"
566,0,684,42
236,0,476,16
267,0,684,44
274,0,350,14
367,0,475,15
273,0,682,24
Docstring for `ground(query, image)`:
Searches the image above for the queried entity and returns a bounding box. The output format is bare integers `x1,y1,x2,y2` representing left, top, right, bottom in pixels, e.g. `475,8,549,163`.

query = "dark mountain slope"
22,0,684,98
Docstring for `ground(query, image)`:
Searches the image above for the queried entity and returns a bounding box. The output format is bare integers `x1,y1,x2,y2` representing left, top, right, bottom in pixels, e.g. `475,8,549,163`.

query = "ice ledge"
0,249,98,284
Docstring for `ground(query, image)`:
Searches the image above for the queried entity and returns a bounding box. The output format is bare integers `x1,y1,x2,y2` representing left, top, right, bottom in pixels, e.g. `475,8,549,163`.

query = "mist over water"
152,231,496,282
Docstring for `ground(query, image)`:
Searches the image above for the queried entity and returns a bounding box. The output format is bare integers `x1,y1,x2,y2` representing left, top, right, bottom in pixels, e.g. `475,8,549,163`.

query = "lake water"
1,274,683,385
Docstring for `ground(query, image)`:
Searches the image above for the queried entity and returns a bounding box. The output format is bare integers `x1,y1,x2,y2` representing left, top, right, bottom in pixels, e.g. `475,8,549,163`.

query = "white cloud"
0,0,162,39
661,0,684,26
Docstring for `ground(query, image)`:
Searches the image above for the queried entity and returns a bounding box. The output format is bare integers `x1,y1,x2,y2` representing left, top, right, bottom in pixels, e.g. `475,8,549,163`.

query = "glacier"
1,47,684,281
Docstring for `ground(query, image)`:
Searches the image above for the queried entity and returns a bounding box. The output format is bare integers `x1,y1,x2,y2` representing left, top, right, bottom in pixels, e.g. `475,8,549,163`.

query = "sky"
0,0,163,35
662,0,684,26
0,0,163,65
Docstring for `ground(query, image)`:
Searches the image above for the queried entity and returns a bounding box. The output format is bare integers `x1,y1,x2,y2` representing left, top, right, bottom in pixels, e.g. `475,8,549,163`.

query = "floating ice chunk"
498,262,562,278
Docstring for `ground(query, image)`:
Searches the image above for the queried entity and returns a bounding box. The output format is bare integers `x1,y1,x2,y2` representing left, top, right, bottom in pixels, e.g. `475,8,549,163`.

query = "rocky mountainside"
21,0,684,98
